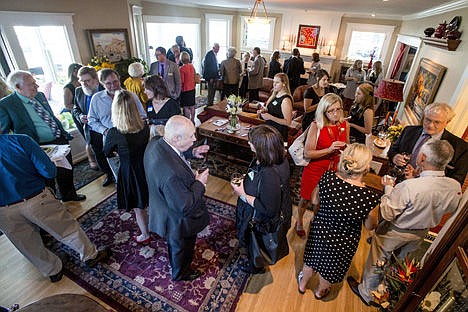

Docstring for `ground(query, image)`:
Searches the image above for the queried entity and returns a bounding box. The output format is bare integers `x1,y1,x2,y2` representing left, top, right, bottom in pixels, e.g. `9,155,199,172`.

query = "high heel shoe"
297,271,305,294
294,222,306,239
134,234,151,245
314,287,331,300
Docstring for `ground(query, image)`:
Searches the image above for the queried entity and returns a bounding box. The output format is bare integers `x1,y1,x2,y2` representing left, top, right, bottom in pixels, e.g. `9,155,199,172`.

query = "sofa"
292,84,308,113
258,77,273,103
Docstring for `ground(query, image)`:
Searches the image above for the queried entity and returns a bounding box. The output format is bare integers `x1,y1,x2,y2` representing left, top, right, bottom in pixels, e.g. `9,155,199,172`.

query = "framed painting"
87,29,130,63
296,25,321,49
405,58,446,123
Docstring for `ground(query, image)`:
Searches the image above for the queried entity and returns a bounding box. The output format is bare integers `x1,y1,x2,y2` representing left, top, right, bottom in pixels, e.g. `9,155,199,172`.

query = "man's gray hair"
420,139,454,170
424,103,455,122
164,115,192,141
227,47,237,58
6,70,32,90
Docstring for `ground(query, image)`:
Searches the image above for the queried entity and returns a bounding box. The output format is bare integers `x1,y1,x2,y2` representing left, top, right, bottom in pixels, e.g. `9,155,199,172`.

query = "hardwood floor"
0,174,377,311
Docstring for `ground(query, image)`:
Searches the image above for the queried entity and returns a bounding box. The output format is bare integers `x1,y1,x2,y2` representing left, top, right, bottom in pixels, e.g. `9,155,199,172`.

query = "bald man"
144,116,210,281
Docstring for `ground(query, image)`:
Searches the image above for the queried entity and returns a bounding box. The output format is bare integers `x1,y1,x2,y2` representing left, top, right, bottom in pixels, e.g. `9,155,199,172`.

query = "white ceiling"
146,0,462,18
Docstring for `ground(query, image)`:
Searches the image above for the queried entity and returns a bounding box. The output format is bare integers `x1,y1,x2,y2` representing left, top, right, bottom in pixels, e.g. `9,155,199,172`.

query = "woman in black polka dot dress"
297,143,380,299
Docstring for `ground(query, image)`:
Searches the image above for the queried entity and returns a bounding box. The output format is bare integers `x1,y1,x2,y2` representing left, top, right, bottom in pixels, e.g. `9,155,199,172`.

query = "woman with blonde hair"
258,72,293,142
348,83,375,143
104,90,151,244
295,93,349,238
298,143,379,298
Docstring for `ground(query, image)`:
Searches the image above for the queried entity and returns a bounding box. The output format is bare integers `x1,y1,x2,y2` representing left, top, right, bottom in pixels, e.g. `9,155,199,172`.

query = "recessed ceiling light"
383,0,389,2
371,13,376,17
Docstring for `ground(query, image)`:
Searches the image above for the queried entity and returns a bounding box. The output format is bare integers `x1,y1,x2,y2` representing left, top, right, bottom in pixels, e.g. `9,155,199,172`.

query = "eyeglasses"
326,107,342,114
104,80,120,87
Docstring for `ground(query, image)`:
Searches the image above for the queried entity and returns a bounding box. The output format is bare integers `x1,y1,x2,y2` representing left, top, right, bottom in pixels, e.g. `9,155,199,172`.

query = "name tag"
272,100,278,106
168,73,173,76
248,171,255,180
147,107,153,112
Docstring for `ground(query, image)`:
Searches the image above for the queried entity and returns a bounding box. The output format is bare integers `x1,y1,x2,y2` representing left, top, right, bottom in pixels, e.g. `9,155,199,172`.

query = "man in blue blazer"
144,115,209,281
0,70,85,202
202,43,220,105
149,46,181,100
388,102,468,185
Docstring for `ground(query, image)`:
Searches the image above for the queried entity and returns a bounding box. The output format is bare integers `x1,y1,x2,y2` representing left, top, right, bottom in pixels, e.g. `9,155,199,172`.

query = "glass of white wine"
230,173,244,187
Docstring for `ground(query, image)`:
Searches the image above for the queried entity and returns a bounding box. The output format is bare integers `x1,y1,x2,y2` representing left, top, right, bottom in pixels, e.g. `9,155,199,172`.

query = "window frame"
205,13,233,62
240,16,276,53
342,23,395,63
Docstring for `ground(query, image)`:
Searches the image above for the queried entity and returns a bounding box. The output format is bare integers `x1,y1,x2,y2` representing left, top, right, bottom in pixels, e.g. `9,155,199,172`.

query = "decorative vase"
434,22,447,39
227,114,241,133
424,27,435,37
446,29,461,40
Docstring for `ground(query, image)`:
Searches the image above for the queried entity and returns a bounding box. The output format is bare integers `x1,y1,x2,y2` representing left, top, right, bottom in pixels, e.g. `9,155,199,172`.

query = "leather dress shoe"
347,276,380,307
49,269,63,283
85,247,112,268
62,194,86,202
102,175,114,187
179,269,201,281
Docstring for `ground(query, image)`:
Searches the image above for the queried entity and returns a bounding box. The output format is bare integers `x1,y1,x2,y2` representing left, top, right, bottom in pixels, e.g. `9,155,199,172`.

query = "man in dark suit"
149,46,181,100
388,102,468,185
144,115,210,281
72,66,113,186
167,35,193,63
284,48,305,94
0,70,85,202
202,43,220,105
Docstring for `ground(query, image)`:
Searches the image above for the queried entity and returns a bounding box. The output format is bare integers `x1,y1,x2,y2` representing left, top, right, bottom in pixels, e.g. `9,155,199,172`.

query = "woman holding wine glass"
296,94,349,238
231,125,292,274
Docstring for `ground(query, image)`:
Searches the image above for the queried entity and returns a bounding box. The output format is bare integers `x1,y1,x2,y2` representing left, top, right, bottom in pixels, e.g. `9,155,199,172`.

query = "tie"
409,133,431,167
30,100,61,138
179,152,191,168
160,64,165,79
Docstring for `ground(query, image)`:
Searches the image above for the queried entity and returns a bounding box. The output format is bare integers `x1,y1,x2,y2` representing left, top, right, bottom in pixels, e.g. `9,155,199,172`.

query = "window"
342,23,395,63
0,11,80,114
205,14,232,63
144,16,201,71
240,17,276,53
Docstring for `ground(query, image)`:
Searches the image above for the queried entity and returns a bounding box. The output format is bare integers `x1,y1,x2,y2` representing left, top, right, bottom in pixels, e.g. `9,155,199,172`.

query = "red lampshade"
375,79,404,102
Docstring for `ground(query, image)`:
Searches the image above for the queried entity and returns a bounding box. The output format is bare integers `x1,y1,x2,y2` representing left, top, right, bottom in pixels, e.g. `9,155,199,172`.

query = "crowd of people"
1,34,467,310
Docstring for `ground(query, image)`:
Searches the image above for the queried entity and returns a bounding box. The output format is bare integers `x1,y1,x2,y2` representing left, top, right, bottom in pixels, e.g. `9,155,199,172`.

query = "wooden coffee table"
197,117,254,148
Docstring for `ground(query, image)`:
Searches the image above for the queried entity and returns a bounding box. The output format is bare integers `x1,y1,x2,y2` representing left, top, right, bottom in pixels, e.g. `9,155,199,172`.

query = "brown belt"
2,189,44,207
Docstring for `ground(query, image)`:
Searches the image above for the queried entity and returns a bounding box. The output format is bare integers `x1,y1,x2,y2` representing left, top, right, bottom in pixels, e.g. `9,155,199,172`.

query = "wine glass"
231,173,244,187
401,152,412,166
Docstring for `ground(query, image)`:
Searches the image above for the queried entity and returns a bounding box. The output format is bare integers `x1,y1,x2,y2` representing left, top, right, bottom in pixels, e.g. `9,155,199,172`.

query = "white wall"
399,7,468,136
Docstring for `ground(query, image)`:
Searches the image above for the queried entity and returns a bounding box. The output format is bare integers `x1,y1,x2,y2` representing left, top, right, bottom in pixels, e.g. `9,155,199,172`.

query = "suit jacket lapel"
160,140,195,177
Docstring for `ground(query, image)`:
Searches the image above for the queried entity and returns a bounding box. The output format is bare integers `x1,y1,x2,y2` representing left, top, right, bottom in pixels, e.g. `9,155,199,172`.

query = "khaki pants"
0,188,97,277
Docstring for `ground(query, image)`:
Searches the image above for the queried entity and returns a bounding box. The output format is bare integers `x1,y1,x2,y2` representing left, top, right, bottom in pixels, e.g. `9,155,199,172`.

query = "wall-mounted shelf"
421,37,461,51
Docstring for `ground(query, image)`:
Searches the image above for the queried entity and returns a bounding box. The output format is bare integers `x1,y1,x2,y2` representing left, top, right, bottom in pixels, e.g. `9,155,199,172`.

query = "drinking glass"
401,152,412,166
231,173,244,186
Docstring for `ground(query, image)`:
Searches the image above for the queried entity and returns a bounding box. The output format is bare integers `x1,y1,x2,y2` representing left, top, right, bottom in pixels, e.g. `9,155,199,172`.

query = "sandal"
297,271,305,294
314,287,331,300
294,222,306,239
134,234,151,245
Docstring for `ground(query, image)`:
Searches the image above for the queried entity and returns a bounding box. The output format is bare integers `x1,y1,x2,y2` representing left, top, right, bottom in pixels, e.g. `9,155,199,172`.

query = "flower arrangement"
88,55,115,71
387,125,404,143
225,94,245,115
225,95,246,133
371,253,420,310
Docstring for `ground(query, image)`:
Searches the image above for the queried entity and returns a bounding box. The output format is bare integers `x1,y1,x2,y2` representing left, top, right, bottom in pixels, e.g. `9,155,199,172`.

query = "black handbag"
248,213,285,267
247,166,289,268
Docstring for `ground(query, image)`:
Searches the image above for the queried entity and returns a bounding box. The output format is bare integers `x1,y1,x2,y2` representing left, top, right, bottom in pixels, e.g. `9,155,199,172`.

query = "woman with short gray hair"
220,47,242,98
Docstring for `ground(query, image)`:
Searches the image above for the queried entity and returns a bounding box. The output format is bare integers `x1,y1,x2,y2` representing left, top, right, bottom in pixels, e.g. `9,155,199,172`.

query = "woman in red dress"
295,93,349,238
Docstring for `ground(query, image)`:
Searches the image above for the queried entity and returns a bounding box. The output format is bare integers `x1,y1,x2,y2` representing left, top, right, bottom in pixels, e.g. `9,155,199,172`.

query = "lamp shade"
375,79,404,102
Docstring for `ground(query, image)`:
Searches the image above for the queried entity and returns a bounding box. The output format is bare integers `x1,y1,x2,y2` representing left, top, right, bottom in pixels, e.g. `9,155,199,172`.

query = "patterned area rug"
191,141,303,205
73,160,104,190
47,194,250,312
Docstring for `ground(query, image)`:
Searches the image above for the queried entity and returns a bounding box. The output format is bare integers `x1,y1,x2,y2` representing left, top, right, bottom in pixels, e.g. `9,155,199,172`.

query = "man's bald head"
164,116,196,152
